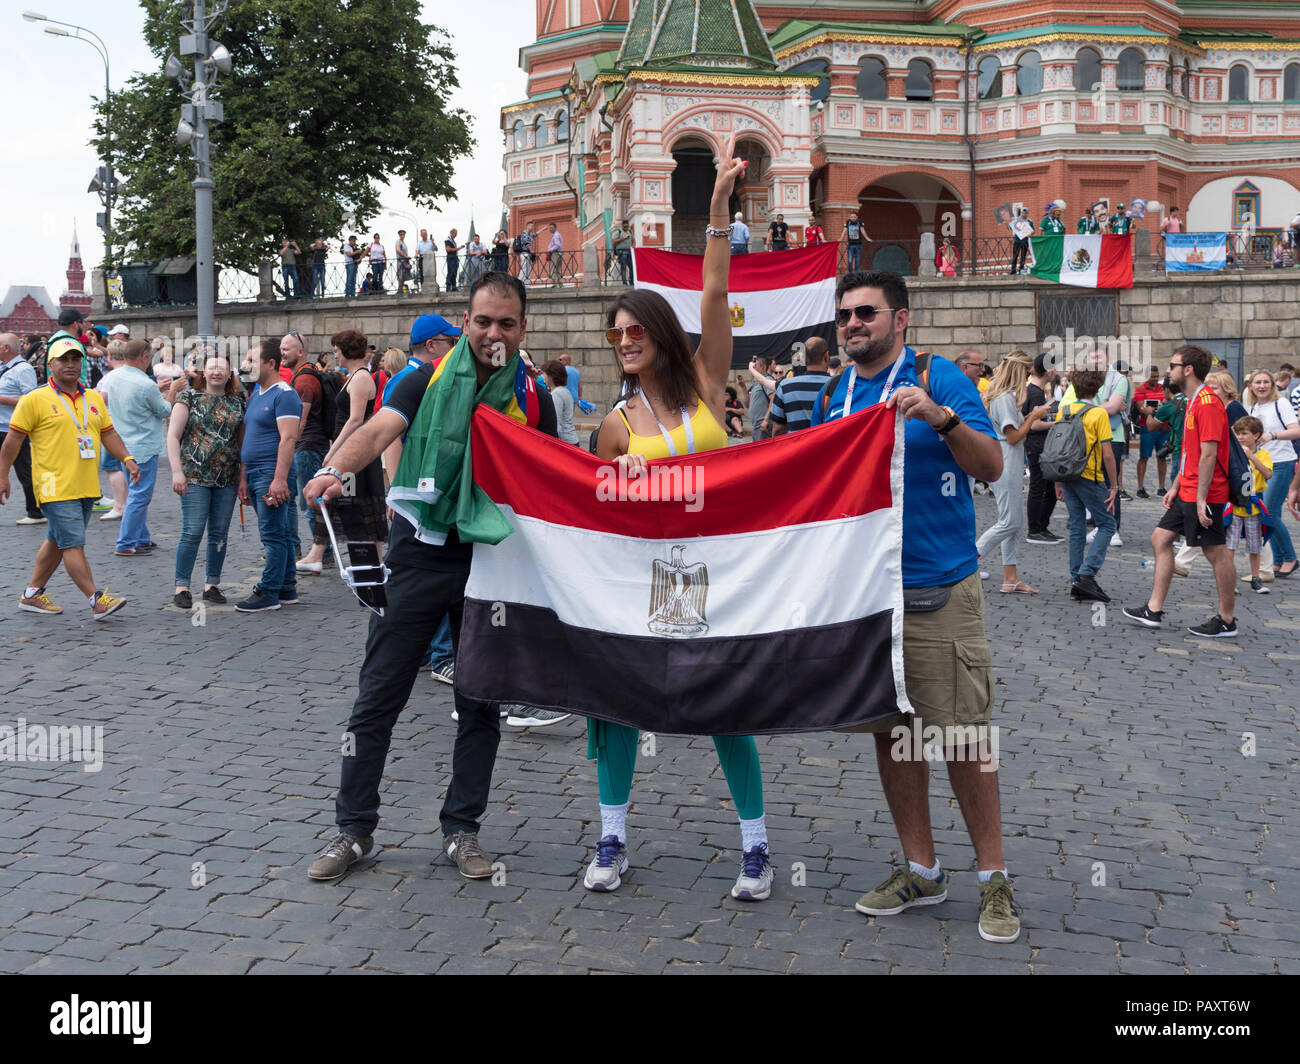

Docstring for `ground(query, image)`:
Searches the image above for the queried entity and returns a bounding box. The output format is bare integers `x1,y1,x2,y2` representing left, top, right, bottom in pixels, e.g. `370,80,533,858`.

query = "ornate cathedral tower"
59,225,94,317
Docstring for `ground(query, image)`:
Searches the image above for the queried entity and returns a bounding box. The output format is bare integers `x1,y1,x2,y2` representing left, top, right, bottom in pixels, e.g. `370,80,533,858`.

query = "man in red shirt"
1133,364,1168,497
1124,344,1236,637
804,216,825,246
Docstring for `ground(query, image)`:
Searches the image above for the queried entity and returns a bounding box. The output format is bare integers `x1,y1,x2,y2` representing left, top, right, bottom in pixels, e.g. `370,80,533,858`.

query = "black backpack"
297,366,343,439
511,234,523,254
1220,430,1256,510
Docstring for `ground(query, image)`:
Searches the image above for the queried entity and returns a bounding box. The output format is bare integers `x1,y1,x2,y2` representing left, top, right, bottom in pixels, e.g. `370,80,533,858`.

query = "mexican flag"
1030,234,1133,289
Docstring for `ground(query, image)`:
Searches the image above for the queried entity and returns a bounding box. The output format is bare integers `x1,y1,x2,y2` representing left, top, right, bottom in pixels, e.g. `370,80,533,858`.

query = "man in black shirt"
1023,352,1060,543
302,272,558,883
766,213,789,251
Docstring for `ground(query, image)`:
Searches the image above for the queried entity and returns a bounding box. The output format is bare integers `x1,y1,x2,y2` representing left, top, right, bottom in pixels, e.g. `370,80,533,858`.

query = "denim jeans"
1061,476,1116,579
116,454,158,551
427,614,454,669
313,264,326,297
345,261,358,297
246,467,295,594
447,256,459,292
371,261,384,291
1265,457,1297,564
292,449,326,552
174,483,238,587
616,249,633,285
847,243,861,272
281,266,297,297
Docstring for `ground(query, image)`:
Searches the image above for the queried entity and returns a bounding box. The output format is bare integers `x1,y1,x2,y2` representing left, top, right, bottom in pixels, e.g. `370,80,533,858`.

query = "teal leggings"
586,719,764,820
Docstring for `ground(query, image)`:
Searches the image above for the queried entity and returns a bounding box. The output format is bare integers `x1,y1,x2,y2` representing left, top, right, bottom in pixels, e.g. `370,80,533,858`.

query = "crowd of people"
8,137,1300,942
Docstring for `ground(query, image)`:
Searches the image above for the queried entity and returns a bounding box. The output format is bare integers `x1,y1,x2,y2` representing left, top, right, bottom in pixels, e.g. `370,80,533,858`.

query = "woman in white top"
1245,369,1300,575
542,360,579,444
976,350,1051,593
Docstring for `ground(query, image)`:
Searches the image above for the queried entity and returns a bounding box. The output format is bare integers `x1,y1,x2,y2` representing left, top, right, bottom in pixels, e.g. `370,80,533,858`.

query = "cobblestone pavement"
0,472,1296,975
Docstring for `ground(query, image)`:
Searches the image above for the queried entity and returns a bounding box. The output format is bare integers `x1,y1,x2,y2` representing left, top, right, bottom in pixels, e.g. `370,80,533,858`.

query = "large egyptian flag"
455,403,913,735
1030,234,1133,288
632,243,838,367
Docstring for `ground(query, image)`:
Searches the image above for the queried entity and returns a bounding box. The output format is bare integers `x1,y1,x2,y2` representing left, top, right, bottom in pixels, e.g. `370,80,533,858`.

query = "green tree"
93,0,472,272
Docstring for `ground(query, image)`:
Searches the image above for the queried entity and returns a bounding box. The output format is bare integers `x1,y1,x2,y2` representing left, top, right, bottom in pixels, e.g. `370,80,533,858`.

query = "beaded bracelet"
705,224,734,238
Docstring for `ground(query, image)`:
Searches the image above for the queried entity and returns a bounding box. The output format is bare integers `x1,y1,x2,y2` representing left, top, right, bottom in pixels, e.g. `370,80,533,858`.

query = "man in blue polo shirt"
236,339,303,612
810,269,1023,944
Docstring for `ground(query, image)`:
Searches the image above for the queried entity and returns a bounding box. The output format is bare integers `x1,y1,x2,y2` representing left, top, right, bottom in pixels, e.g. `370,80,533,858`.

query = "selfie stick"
318,497,390,616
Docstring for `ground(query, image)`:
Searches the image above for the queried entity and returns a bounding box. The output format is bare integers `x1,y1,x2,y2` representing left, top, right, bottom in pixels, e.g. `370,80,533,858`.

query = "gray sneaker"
444,832,494,879
582,834,629,892
308,832,374,881
505,706,572,728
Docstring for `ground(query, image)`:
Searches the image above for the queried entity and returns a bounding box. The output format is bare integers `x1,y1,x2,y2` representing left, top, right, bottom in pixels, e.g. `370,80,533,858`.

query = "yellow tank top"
618,396,728,459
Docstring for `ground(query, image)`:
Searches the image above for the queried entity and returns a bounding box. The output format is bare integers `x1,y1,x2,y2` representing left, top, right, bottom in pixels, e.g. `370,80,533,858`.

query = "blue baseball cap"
410,313,461,345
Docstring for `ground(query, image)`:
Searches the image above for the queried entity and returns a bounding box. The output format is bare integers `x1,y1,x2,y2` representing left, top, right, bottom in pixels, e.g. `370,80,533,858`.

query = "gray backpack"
1039,400,1097,482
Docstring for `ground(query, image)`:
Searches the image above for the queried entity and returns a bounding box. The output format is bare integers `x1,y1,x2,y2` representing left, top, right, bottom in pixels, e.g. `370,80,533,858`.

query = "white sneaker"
731,844,774,901
296,559,323,574
583,835,628,891
98,509,123,521
15,516,47,525
1112,533,1123,547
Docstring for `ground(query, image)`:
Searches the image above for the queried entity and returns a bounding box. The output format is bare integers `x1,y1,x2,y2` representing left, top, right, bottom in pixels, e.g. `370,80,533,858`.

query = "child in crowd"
1229,416,1273,594
1054,368,1120,603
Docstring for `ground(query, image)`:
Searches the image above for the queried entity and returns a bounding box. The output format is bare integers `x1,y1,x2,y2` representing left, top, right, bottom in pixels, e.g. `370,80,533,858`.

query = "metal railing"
115,234,1299,308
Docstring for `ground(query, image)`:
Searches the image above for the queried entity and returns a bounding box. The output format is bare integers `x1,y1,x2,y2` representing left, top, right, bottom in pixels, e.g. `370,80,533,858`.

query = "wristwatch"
314,465,346,484
935,406,961,435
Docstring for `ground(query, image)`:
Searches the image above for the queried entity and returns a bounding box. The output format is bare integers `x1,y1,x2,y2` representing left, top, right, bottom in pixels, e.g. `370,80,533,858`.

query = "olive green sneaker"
854,865,948,916
977,872,1022,942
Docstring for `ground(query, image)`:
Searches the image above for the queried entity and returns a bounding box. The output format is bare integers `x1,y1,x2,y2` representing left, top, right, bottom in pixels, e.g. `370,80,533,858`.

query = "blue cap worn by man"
382,314,463,405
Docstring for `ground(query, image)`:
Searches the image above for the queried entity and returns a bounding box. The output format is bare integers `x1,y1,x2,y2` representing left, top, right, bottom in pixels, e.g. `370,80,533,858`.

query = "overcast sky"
1,0,531,304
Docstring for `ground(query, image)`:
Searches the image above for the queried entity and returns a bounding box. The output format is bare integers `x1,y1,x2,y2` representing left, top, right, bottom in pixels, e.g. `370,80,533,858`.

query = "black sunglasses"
836,305,897,326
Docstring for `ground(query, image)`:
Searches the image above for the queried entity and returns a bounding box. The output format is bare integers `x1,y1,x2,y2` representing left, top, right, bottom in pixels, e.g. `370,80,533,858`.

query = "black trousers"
0,430,41,517
335,559,500,840
1025,444,1056,535
1011,238,1029,272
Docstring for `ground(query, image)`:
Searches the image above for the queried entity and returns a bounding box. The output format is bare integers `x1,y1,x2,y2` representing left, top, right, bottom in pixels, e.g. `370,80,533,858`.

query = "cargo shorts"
851,571,995,735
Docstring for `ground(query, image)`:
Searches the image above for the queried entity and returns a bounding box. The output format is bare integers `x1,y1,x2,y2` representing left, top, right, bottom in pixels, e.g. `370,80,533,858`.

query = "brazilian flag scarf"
386,335,541,546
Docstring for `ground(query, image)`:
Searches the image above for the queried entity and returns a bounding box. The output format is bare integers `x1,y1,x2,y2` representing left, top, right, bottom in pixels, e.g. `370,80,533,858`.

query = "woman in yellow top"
585,133,773,900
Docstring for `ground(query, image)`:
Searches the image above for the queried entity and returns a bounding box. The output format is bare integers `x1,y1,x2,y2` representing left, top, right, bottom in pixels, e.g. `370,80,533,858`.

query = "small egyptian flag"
633,243,838,366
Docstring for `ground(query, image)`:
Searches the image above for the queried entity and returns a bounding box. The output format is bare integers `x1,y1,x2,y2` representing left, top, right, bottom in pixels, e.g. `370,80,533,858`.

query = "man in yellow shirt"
1054,368,1120,602
0,338,140,619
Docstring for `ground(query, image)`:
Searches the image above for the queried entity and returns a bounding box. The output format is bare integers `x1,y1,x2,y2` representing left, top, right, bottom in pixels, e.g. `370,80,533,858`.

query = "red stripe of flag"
1098,234,1134,289
471,403,895,538
633,243,838,293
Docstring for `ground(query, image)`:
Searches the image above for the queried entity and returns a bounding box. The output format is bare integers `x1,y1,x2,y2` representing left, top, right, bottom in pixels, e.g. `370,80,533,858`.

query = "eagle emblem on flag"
648,545,709,637
728,302,745,328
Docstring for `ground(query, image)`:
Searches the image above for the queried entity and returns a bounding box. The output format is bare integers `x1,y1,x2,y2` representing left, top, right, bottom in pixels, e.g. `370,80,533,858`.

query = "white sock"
599,803,628,843
739,815,768,852
25,586,41,599
978,868,1009,883
909,858,942,881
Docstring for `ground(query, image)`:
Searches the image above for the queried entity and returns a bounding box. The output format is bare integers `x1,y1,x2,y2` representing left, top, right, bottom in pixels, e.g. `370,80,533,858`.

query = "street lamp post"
166,0,230,343
22,10,117,271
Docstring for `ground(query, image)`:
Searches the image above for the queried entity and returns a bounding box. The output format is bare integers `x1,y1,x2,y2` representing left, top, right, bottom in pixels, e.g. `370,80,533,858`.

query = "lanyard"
644,393,695,455
51,385,89,433
841,351,906,419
